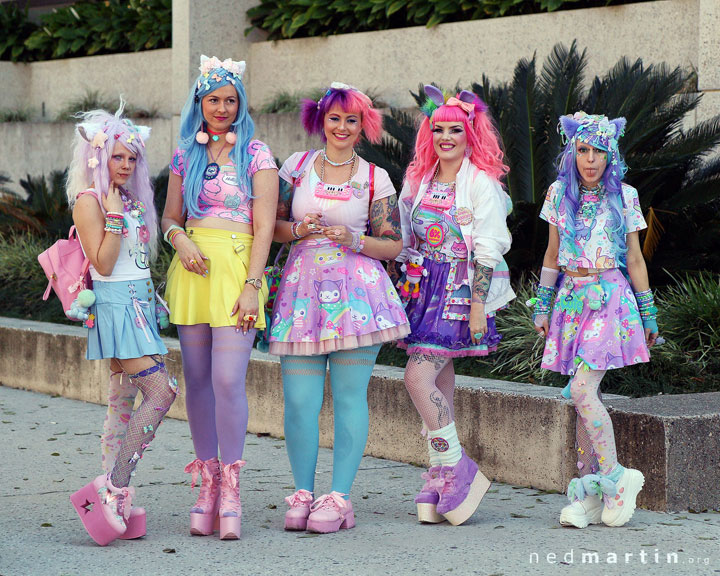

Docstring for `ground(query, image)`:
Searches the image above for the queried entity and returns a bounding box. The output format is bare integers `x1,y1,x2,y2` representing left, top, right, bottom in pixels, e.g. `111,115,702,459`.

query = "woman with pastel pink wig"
269,82,409,534
396,86,515,526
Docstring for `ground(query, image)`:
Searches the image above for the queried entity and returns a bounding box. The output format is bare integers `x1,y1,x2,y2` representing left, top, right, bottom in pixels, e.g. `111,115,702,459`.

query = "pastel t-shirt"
412,181,468,260
279,151,396,235
540,180,647,270
170,139,277,225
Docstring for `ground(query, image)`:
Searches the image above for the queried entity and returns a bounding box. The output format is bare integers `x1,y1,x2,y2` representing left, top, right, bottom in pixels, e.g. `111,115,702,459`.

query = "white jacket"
397,158,515,314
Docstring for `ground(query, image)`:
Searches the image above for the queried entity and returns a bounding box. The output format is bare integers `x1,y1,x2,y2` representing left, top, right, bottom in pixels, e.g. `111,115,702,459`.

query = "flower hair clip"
317,81,370,109
199,55,246,80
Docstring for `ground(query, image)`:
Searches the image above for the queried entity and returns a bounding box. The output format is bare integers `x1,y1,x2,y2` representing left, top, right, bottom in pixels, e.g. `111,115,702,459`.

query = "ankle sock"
428,421,462,466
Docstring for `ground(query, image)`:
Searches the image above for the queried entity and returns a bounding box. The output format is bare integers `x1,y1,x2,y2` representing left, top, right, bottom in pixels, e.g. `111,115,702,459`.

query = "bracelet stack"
634,289,657,323
164,224,187,250
527,284,555,316
291,221,302,240
350,232,365,253
104,212,124,235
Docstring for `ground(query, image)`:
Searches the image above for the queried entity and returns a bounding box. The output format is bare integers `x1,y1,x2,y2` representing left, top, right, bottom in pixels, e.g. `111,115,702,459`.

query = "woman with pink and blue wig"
269,82,409,533
397,86,514,526
531,112,658,529
68,106,177,545
161,56,278,540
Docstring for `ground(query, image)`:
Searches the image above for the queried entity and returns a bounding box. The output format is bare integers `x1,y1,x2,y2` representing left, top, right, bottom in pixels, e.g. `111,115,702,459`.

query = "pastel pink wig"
300,86,383,144
405,98,508,192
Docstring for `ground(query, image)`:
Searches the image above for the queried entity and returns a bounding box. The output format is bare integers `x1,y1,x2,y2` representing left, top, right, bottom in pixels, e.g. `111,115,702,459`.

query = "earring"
464,147,472,158
195,125,209,145
225,132,237,145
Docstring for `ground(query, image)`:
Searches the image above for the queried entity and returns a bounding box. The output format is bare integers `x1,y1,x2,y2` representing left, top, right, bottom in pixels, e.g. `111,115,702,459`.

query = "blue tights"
281,344,381,497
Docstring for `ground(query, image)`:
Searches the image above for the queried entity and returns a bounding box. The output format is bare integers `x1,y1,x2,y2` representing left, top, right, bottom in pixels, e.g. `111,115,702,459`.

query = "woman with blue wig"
161,55,278,539
530,112,659,529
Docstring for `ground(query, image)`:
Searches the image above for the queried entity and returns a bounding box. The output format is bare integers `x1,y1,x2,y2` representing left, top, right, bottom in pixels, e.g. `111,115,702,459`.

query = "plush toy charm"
66,289,96,321
399,251,428,300
585,283,606,311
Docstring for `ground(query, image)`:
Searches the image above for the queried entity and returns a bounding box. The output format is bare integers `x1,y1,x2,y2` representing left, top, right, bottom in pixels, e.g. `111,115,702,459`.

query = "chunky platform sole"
119,508,147,539
559,503,602,528
416,502,444,524
306,510,355,533
441,472,492,526
219,515,241,540
602,469,645,527
70,476,126,546
190,512,219,536
284,515,309,531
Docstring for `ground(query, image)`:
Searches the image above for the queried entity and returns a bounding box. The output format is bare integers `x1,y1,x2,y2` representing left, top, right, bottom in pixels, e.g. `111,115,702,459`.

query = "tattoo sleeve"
371,195,402,241
276,179,292,221
472,263,494,304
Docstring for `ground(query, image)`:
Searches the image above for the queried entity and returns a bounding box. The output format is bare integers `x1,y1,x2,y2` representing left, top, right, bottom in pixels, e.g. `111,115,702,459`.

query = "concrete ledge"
1,316,717,512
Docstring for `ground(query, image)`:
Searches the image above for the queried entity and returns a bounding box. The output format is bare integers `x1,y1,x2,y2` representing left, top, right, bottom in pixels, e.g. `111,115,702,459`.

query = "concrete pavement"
0,385,718,576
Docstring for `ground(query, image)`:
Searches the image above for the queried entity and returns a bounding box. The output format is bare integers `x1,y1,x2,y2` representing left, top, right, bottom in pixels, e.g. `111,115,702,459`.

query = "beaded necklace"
579,183,605,221
314,150,357,201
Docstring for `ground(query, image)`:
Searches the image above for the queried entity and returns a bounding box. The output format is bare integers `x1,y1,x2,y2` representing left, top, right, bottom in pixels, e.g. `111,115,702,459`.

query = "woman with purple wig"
397,86,514,526
68,105,177,545
531,112,658,528
269,82,409,534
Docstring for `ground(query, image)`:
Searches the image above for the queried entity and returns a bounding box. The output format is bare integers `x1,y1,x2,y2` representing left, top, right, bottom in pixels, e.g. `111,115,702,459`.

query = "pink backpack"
38,191,97,320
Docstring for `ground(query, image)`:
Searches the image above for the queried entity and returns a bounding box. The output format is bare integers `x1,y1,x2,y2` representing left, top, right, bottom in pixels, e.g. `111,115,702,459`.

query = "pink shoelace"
184,458,220,512
220,460,246,516
310,492,349,516
285,489,313,509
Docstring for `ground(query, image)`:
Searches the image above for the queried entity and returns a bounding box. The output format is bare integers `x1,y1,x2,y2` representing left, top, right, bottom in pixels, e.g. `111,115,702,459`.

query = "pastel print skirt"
268,237,410,356
541,268,650,375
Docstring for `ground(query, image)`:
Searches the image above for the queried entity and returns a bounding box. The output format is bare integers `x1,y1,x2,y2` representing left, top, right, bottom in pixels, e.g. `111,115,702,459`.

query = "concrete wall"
2,316,719,513
0,118,172,192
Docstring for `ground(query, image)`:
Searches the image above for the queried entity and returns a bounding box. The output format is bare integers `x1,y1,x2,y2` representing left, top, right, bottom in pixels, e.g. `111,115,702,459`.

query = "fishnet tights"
404,353,453,431
109,360,176,487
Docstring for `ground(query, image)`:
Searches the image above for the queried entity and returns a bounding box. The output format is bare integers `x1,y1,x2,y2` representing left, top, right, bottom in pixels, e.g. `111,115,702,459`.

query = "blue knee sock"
328,344,381,497
281,355,327,493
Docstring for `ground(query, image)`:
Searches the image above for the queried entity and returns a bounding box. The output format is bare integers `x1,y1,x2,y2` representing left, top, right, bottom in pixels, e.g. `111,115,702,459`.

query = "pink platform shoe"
306,492,355,534
185,457,222,536
119,506,147,539
70,474,130,546
284,489,314,531
219,460,246,540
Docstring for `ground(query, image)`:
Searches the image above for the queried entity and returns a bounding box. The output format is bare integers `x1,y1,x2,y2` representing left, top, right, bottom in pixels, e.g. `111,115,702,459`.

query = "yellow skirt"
166,228,268,329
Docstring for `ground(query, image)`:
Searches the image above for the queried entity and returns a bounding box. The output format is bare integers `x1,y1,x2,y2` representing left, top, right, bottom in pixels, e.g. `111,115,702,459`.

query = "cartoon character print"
314,246,347,267
450,240,468,259
129,230,150,270
292,298,311,328
374,303,396,330
315,279,348,340
581,317,606,342
285,254,304,287
594,247,615,269
574,217,596,242
354,258,381,287
543,339,559,366
270,310,294,340
348,296,372,330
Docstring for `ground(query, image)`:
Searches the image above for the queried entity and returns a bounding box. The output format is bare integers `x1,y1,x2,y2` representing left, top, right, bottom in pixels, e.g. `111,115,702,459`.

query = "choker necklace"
204,140,227,180
579,183,605,221
206,127,227,142
322,148,356,167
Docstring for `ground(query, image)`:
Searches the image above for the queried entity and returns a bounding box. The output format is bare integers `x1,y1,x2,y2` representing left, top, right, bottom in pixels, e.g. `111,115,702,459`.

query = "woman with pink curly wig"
269,82,409,534
397,86,515,526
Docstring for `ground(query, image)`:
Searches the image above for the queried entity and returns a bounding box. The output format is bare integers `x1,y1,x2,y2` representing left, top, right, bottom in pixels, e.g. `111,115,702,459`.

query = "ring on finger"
307,223,316,230
243,314,257,322
189,258,197,265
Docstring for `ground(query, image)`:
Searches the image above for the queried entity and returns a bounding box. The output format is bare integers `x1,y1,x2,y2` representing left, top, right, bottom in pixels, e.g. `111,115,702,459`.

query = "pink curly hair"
300,86,382,144
405,98,508,192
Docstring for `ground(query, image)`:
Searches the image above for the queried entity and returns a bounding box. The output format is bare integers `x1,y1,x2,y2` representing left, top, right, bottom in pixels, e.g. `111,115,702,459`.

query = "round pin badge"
426,224,445,246
455,207,473,226
430,437,450,452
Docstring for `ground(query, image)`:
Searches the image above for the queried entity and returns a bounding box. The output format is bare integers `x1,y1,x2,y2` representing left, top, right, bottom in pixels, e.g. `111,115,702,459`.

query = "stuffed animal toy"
65,289,96,321
400,251,428,300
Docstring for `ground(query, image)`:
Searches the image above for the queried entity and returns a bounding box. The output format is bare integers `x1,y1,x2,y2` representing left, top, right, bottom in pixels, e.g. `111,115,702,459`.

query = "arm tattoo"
371,195,402,241
472,264,494,304
277,179,292,221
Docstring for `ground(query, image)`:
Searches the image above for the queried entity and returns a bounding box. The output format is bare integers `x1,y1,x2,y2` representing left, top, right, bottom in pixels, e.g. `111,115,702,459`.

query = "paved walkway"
0,385,718,576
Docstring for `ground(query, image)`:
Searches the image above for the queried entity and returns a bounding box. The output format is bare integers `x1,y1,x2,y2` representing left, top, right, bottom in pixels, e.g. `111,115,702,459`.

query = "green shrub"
55,89,159,122
0,107,33,122
246,0,641,40
0,3,39,62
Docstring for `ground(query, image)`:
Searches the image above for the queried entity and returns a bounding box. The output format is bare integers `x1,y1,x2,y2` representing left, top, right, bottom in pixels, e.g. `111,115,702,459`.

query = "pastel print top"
412,181,468,260
279,151,396,235
540,180,647,271
170,140,277,225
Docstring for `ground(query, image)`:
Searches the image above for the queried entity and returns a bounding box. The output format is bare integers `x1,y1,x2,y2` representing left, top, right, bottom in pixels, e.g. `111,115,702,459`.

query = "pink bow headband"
420,85,488,123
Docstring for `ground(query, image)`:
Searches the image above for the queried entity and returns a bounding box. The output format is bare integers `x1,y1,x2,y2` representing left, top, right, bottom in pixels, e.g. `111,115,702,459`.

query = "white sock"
428,421,462,466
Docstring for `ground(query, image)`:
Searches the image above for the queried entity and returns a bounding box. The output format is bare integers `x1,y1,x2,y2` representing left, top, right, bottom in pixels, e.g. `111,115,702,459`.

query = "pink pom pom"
225,131,237,145
195,131,209,144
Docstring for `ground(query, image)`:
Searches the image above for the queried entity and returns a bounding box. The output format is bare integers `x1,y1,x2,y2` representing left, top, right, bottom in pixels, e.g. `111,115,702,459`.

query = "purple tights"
178,324,255,463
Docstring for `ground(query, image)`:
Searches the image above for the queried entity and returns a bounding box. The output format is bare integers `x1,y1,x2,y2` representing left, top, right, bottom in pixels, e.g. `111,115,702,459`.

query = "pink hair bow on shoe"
184,458,209,490
284,489,314,508
311,492,349,515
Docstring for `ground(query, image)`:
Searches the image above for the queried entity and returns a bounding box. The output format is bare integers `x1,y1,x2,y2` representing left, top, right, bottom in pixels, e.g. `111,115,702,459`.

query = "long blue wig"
555,113,629,266
178,64,255,218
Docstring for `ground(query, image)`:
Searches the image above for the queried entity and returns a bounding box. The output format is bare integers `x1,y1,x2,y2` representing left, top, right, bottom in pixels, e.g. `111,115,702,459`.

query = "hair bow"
199,55,246,79
420,85,486,121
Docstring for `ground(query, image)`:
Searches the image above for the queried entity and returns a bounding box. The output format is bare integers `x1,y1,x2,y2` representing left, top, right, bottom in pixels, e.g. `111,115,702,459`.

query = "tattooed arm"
469,263,492,344
357,193,403,260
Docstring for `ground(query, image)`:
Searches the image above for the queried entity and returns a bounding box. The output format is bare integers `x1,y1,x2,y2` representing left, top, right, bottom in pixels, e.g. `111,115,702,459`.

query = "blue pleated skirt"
86,278,168,360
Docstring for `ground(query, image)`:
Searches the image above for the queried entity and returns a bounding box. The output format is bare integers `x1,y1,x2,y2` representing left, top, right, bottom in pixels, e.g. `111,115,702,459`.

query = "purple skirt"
399,257,501,358
542,268,650,375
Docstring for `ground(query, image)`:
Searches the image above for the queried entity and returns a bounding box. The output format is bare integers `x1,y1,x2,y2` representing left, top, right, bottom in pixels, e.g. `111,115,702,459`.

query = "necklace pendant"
211,135,219,142
204,162,220,180
314,181,352,201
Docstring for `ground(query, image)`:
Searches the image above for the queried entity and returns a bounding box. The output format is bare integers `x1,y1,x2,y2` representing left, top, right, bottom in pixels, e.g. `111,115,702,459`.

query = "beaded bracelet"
350,232,365,253
634,289,657,321
106,211,124,219
291,221,302,240
526,284,555,316
168,229,187,250
163,224,185,245
104,218,123,235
